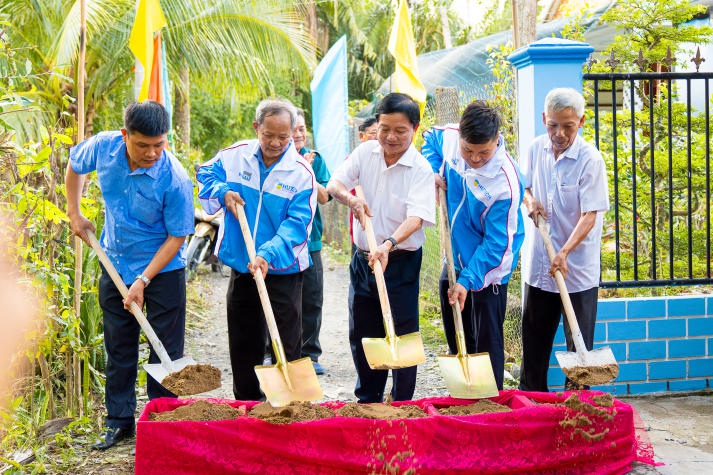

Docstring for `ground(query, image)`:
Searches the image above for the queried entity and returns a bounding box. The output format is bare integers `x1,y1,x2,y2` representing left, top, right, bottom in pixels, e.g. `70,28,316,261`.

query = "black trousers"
519,284,599,392
227,270,303,401
99,268,186,430
439,266,508,390
301,250,323,362
348,248,422,403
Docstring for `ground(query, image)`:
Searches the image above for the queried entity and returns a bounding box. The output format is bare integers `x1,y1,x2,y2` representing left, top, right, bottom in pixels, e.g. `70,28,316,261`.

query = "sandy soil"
68,257,713,474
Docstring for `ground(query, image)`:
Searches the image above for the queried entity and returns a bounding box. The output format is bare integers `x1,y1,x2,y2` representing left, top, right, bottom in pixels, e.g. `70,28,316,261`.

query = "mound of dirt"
149,400,244,422
437,399,512,416
336,402,427,420
248,401,335,424
161,364,222,396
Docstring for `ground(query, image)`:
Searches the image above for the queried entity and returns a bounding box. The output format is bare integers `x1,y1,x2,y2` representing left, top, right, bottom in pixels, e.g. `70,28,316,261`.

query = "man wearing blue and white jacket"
197,98,317,401
422,101,525,389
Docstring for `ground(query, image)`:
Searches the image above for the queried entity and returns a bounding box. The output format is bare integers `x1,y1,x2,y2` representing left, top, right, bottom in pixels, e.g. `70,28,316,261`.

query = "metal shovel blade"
143,356,197,385
254,356,323,407
555,346,619,387
362,332,426,370
437,352,499,399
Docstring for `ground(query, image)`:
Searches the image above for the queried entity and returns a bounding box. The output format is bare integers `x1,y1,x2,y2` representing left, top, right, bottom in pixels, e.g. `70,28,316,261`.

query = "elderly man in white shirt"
519,87,610,392
327,93,435,403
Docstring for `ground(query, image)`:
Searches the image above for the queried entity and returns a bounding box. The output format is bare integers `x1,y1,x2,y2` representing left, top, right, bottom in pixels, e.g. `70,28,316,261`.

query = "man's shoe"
92,426,135,450
312,361,325,375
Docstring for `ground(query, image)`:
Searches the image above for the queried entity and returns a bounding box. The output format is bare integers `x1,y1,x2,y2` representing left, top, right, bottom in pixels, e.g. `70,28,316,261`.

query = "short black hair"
376,93,420,127
123,101,170,137
358,117,377,132
459,101,500,144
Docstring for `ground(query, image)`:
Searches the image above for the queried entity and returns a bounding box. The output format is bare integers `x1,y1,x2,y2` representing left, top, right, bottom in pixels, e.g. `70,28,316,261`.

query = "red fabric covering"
135,390,657,474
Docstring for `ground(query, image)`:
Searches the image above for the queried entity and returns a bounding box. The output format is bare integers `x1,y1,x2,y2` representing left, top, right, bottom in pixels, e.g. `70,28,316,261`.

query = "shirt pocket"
130,192,163,226
557,184,580,216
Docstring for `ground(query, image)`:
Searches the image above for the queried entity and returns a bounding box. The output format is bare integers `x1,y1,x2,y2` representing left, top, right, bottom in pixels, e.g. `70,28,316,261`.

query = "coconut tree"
0,0,316,145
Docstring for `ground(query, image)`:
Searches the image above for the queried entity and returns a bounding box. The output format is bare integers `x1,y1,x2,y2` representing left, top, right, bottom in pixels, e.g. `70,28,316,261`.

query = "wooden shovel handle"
437,188,468,346
231,202,287,365
354,186,396,337
84,231,173,367
536,215,588,355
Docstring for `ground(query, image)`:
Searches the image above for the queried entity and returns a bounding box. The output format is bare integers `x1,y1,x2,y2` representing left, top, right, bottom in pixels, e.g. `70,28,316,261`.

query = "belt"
356,248,411,259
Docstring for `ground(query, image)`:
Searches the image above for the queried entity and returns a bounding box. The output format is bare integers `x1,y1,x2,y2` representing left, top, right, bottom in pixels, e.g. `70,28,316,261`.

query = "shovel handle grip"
536,215,588,356
84,231,173,367
437,187,468,353
231,202,287,365
354,186,397,339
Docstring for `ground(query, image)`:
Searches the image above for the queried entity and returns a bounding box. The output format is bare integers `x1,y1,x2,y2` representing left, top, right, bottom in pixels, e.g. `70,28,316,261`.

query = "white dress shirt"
331,140,435,251
522,134,609,292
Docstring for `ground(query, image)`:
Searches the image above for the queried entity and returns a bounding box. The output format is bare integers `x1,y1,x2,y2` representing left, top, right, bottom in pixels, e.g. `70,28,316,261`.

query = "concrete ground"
626,392,713,474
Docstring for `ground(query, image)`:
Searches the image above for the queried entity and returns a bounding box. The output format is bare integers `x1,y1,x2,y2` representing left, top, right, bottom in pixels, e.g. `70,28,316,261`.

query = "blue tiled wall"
548,295,713,394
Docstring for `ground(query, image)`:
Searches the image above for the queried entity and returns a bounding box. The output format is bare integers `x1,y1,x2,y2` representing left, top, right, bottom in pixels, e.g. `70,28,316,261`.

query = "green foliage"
583,1,712,286
597,0,713,71
484,44,516,146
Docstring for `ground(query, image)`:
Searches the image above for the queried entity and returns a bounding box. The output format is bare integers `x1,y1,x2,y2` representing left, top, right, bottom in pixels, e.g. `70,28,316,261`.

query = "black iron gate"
584,64,713,288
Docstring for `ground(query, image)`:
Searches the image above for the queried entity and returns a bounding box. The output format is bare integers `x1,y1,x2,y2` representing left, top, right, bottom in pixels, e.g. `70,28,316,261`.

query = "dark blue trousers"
349,248,422,403
301,250,323,362
519,284,599,392
439,267,508,390
227,270,303,401
99,268,186,430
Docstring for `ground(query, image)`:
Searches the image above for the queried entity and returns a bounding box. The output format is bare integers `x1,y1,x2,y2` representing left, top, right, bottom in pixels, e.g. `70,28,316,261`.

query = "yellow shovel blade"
437,352,499,399
362,332,426,370
254,357,323,407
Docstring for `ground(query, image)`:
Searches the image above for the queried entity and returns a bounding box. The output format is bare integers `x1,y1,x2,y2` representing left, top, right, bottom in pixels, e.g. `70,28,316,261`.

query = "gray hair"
255,98,297,128
544,87,585,118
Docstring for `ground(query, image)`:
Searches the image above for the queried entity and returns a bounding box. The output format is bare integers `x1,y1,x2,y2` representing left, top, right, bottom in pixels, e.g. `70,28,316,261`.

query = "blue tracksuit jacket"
422,125,525,291
196,139,317,274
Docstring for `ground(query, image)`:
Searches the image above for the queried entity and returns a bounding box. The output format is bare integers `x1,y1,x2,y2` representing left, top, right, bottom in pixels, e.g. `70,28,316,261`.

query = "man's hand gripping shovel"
537,215,619,386
436,187,499,398
230,201,322,406
354,186,426,369
84,231,216,394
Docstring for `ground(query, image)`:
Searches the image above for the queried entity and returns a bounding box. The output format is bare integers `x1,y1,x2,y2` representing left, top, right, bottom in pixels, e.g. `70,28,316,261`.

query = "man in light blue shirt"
66,101,194,450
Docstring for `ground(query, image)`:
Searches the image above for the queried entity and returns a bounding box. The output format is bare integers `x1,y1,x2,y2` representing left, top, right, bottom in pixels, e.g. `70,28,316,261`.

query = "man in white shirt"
519,87,609,391
327,93,435,403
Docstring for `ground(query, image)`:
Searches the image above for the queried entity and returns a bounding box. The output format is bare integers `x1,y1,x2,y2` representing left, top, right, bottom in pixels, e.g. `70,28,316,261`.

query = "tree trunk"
439,6,452,49
173,63,191,155
511,0,537,49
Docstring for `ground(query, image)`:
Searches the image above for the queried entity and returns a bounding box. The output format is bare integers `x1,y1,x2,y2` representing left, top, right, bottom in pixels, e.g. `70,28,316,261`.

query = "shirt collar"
375,143,418,168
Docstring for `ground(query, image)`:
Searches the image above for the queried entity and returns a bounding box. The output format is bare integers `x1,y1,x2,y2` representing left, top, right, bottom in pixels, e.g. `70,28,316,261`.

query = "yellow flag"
388,0,427,114
129,0,167,101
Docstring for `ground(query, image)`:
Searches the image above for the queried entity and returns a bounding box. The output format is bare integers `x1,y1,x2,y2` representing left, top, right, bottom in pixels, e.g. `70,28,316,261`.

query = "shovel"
231,202,322,406
436,187,499,399
84,231,196,386
536,215,619,387
354,186,426,370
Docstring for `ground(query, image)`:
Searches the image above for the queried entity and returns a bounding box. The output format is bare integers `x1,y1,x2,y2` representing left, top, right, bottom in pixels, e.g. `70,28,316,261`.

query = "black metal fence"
584,68,713,288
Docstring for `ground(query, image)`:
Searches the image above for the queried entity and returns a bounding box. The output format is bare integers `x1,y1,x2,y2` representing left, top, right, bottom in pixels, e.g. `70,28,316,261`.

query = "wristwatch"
383,236,398,250
135,274,151,288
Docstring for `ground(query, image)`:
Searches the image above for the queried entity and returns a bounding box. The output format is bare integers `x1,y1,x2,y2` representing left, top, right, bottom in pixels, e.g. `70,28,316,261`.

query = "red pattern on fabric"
135,390,657,474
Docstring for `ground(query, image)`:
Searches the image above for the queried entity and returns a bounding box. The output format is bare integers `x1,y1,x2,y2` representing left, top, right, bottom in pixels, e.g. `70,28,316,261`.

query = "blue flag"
311,35,349,173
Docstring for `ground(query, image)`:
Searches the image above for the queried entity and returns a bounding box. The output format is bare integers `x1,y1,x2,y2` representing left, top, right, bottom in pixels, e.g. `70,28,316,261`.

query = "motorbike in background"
185,207,226,280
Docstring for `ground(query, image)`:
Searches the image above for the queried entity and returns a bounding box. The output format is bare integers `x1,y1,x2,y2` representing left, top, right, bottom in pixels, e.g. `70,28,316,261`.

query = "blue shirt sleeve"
70,133,107,174
421,127,445,174
197,152,231,214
